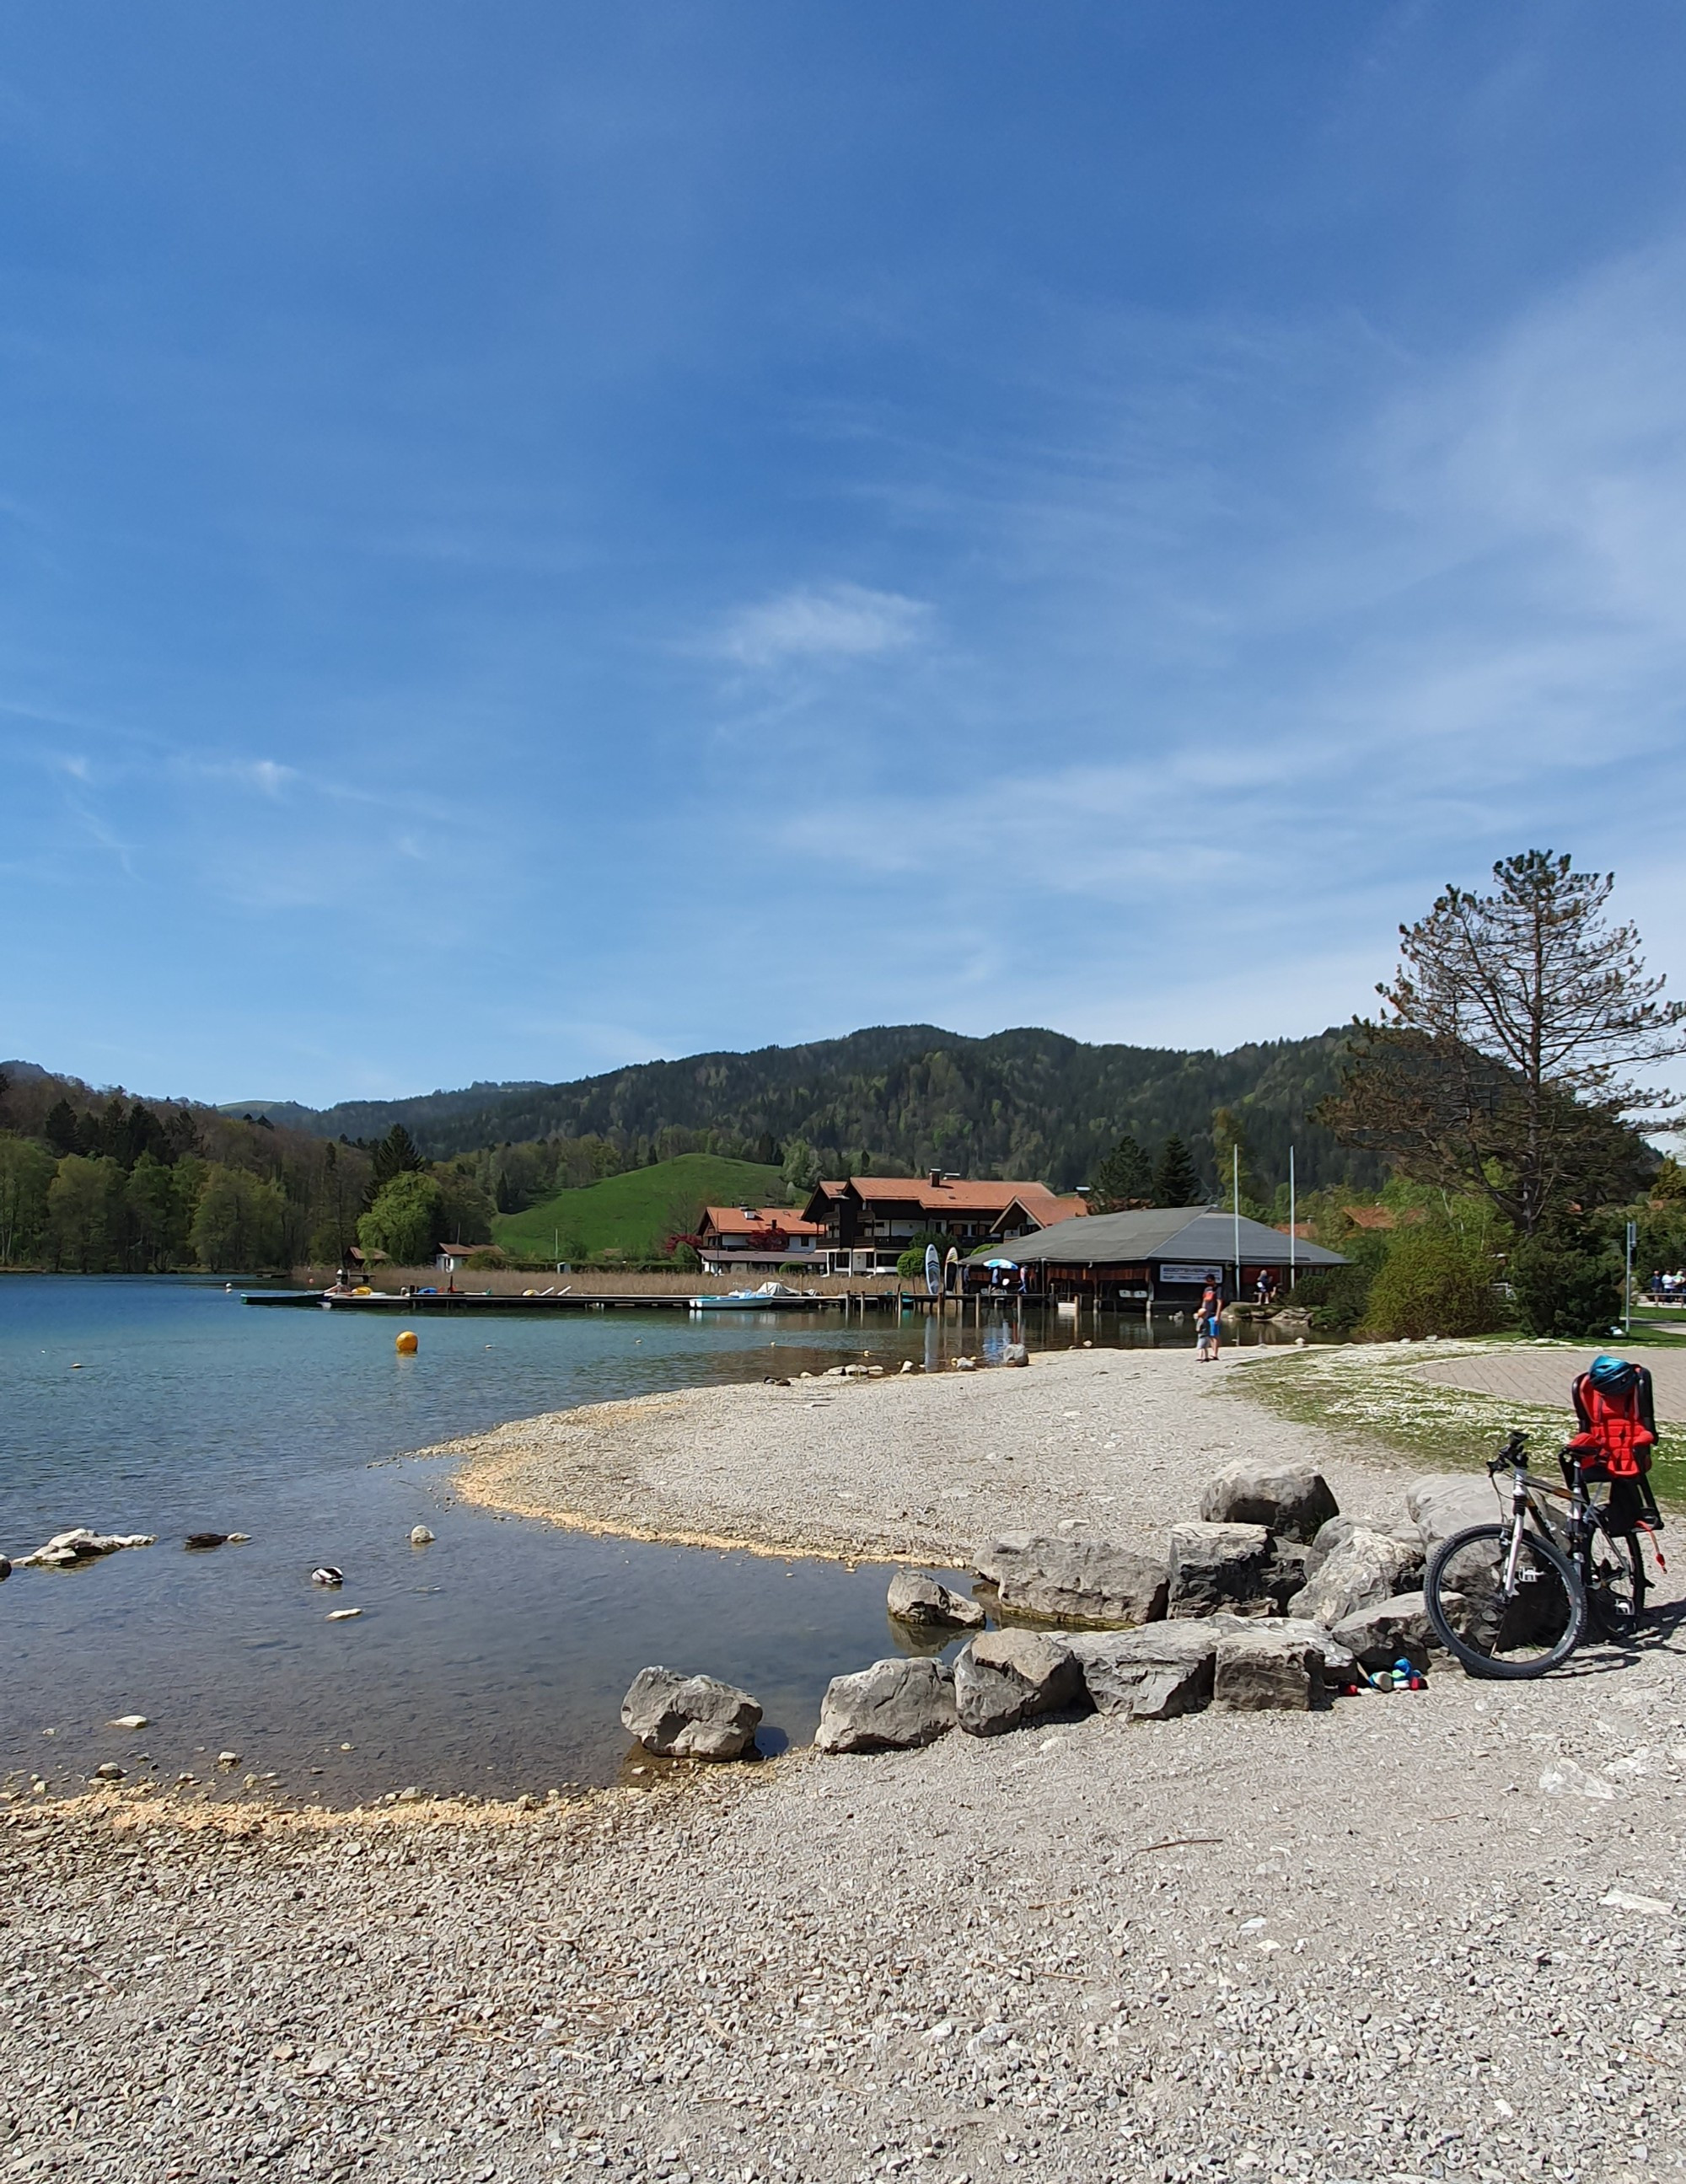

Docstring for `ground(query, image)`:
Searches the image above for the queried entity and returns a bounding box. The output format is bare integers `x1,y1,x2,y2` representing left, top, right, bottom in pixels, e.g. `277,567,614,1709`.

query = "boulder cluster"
620,1460,1499,1763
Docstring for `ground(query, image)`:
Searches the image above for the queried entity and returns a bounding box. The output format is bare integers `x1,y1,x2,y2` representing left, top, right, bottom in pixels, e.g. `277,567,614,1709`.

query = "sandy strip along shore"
5,1351,1683,2184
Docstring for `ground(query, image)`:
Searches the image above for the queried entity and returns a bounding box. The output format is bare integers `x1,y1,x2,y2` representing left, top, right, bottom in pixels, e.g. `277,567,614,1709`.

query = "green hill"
492,1153,786,1264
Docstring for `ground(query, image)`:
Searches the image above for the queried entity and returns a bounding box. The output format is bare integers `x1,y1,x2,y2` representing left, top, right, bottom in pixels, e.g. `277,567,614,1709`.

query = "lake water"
0,1278,1204,1806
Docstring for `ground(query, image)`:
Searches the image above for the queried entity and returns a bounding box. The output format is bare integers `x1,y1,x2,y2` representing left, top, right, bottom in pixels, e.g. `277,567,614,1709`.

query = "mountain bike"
1423,1430,1650,1679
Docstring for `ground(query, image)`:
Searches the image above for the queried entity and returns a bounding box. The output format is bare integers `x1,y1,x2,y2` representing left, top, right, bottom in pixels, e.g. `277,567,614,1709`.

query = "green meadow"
491,1152,787,1264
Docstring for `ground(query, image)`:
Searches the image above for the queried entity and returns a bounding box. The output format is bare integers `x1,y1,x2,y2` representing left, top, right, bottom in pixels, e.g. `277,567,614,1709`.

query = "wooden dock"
243,1289,900,1314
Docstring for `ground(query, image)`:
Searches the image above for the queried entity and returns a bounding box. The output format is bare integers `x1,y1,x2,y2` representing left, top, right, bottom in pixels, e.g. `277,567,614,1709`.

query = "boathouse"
963,1204,1345,1306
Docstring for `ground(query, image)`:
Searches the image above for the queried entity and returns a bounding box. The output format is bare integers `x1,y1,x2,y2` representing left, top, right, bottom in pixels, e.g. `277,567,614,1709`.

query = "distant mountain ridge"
215,1081,547,1135
223,1023,1381,1197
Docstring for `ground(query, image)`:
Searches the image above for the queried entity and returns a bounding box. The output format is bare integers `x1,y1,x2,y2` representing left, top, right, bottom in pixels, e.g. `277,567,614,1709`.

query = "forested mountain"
244,1024,1384,1199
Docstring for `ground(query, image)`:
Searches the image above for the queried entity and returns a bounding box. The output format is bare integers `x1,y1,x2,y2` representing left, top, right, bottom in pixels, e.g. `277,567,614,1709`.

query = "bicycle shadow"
1547,1593,1686,1678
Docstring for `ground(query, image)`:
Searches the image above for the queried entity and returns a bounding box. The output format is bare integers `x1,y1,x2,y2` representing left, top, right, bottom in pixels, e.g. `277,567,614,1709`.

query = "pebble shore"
5,1350,1683,2183
443,1349,1413,1564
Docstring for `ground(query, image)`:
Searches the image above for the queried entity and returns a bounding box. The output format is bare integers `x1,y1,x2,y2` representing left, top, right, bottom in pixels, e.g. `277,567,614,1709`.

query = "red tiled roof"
699,1205,827,1239
843,1177,1084,1220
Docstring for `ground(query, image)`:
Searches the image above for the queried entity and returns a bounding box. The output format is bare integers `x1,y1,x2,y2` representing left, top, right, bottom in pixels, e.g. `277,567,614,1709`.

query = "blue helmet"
1588,1353,1638,1394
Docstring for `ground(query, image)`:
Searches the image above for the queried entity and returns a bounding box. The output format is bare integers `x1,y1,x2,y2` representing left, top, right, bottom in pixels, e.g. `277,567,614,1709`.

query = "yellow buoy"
395,1329,419,1355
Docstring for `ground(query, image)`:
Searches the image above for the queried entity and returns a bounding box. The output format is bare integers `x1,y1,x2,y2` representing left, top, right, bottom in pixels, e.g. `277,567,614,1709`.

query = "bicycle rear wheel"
1583,1526,1646,1640
1425,1523,1585,1678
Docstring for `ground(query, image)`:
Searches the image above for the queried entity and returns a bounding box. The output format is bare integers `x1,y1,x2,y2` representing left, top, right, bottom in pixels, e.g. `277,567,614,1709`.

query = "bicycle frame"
1493,1444,1618,1571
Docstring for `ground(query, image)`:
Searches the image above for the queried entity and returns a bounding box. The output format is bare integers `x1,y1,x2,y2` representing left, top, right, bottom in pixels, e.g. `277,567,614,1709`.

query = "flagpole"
1232,1145,1241,1304
1288,1146,1297,1291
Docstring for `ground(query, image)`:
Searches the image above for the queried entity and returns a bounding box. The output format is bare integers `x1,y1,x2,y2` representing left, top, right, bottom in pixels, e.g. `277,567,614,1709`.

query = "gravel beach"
443,1348,1416,1565
6,1349,1684,2184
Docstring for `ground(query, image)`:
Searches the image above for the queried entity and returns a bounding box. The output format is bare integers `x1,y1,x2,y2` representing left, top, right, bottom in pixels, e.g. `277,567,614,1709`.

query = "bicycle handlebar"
1488,1429,1530,1475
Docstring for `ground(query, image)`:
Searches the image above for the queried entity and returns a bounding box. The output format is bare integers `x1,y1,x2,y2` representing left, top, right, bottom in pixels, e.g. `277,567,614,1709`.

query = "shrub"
463,1247,507,1270
1508,1237,1624,1338
896,1229,960,1281
1362,1226,1506,1340
1291,1262,1375,1336
1291,1230,1388,1334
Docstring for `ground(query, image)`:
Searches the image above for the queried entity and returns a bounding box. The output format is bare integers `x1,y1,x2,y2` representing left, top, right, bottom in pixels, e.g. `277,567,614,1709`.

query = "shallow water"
0,1276,1216,1805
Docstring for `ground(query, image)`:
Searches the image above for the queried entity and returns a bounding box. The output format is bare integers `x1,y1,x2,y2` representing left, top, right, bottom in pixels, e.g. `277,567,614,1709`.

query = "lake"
0,1276,1200,1806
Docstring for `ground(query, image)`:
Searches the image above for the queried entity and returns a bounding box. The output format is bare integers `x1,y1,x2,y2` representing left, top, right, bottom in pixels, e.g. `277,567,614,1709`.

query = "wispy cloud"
190,756,298,797
724,229,1686,1054
711,581,932,670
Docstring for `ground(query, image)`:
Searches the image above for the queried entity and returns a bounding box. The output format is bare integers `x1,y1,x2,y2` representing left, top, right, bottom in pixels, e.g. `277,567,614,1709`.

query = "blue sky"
6,3,1686,1106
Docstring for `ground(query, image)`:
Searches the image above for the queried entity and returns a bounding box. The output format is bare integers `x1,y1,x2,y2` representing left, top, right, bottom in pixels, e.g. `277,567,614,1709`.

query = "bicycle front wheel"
1583,1527,1646,1641
1425,1523,1585,1678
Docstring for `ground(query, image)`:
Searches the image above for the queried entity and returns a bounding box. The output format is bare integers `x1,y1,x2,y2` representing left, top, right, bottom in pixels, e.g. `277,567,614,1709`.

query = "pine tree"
364,1124,427,1208
43,1098,83,1157
1153,1135,1202,1206
1323,850,1685,1234
1088,1133,1153,1212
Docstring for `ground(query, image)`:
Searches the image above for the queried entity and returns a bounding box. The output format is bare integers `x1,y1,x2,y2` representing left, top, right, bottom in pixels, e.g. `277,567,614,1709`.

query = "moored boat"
688,1281,822,1311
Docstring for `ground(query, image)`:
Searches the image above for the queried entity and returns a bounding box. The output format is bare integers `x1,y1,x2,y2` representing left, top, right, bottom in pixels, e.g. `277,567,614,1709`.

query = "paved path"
1412,1344,1686,1420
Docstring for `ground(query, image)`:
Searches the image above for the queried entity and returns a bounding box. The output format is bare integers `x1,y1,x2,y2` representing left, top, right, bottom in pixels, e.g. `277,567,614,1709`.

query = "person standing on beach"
1197,1279,1222,1360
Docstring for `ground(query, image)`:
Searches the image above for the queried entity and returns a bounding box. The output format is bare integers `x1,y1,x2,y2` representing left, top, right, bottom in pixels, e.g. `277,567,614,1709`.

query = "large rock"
815,1658,957,1752
1330,1591,1440,1672
1061,1623,1219,1720
1302,1513,1422,1583
1198,1461,1339,1543
983,1532,1168,1628
1212,1629,1323,1712
886,1572,985,1630
1166,1522,1282,1618
620,1666,762,1761
1406,1474,1500,1553
1265,1540,1310,1604
1184,1610,1356,1676
954,1630,1083,1737
1001,1343,1029,1367
19,1528,156,1569
1230,1613,1357,1680
1289,1527,1421,1627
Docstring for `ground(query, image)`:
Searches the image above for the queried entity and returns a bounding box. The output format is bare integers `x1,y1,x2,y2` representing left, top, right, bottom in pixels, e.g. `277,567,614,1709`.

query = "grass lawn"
492,1153,787,1264
1228,1336,1685,1505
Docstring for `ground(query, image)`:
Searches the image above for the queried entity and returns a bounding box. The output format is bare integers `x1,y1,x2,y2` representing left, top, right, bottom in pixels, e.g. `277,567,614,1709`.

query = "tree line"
0,1072,384,1273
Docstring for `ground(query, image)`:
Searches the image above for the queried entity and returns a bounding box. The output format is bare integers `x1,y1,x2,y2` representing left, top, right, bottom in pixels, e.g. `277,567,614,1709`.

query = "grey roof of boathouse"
965,1205,1347,1269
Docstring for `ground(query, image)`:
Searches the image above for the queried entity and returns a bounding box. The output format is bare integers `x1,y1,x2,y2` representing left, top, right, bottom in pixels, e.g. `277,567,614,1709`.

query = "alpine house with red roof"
797,1170,1087,1273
